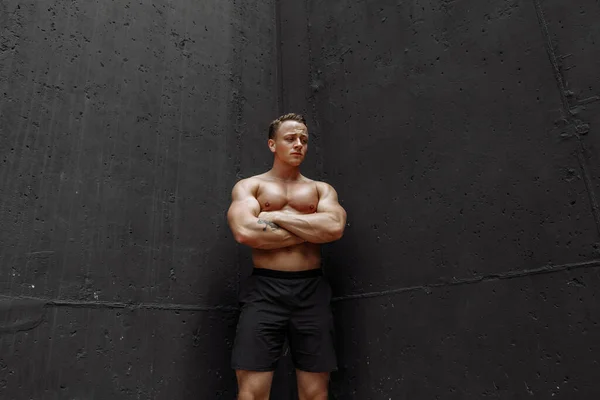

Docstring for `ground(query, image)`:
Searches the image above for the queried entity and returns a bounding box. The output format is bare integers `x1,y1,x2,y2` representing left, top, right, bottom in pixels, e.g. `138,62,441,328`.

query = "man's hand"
257,211,284,232
258,210,282,222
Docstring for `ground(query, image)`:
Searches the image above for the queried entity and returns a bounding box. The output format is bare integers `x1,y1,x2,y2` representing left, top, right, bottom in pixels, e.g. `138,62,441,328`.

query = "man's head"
268,113,308,166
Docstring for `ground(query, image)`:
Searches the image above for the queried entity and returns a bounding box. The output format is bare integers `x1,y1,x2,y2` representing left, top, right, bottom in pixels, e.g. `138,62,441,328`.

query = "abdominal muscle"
252,242,321,271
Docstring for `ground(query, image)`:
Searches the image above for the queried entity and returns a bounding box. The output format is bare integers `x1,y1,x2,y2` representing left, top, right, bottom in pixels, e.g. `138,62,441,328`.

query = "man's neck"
268,159,302,181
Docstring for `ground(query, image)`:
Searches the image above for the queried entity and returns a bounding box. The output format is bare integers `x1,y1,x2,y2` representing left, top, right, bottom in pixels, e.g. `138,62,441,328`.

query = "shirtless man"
227,113,347,400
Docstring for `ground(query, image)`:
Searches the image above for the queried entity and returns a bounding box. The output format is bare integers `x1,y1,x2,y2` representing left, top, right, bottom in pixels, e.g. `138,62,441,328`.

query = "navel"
310,205,315,210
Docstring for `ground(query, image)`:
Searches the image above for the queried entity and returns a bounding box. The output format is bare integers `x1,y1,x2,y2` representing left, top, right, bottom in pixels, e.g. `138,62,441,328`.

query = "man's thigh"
231,303,288,371
288,277,337,372
232,275,289,371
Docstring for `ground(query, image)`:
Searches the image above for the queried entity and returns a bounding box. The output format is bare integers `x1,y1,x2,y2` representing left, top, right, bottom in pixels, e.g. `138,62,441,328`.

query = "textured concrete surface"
277,0,600,398
0,0,277,398
537,0,600,232
330,267,600,398
1,0,600,399
1,301,239,398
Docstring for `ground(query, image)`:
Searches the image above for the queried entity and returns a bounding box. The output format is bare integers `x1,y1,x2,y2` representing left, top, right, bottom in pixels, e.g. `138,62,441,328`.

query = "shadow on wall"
326,219,382,399
184,223,240,398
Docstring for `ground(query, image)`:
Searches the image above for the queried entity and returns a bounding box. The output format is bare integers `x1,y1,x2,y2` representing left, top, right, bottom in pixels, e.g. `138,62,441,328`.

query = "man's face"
268,120,308,166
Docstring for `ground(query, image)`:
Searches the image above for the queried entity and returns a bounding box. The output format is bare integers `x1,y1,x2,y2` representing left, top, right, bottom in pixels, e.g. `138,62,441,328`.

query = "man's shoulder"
237,173,269,186
312,180,335,190
232,175,261,194
309,180,339,199
232,173,276,192
296,175,331,187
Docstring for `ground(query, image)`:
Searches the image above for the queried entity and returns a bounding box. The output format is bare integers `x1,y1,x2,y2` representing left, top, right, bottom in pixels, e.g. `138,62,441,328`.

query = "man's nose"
293,139,303,148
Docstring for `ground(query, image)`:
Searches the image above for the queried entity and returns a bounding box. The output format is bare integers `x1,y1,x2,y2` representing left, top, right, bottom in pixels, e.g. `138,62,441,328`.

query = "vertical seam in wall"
230,1,246,298
532,0,600,237
275,0,284,114
303,0,324,181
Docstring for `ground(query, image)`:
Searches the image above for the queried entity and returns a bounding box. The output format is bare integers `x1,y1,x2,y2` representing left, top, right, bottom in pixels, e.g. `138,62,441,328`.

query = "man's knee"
237,387,270,400
237,392,252,400
236,370,273,400
299,388,328,400
299,387,328,400
297,371,329,400
237,391,266,400
298,380,328,400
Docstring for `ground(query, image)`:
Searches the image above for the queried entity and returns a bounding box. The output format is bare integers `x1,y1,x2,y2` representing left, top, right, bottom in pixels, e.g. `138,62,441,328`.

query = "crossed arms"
227,179,347,250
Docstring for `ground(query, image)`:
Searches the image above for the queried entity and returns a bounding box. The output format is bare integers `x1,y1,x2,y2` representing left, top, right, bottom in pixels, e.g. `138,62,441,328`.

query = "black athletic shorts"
231,267,337,373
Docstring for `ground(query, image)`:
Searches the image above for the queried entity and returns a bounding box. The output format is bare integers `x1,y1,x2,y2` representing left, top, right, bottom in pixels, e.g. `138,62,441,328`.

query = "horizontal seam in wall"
1,259,599,312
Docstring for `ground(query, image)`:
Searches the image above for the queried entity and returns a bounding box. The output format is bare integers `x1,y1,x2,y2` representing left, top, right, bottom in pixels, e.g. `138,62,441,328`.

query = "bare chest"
257,182,319,213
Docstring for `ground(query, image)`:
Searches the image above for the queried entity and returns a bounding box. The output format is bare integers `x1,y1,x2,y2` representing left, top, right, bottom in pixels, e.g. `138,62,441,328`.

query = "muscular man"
227,113,347,400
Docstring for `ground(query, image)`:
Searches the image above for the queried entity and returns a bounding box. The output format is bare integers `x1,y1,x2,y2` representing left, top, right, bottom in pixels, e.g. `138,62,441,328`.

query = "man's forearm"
235,218,305,250
268,211,344,244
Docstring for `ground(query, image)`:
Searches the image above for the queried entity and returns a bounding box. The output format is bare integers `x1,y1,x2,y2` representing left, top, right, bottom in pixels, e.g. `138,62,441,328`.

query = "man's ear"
268,138,276,153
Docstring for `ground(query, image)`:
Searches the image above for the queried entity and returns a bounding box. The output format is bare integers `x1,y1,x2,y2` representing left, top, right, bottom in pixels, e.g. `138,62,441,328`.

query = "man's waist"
252,267,322,279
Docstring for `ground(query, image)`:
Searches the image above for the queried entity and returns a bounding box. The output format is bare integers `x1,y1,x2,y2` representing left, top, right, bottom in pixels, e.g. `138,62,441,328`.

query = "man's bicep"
227,181,261,227
228,199,257,226
316,183,346,221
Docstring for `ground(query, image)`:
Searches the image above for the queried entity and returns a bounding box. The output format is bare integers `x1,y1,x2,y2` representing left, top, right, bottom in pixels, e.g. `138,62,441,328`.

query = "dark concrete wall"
0,0,278,398
279,0,600,398
2,0,600,399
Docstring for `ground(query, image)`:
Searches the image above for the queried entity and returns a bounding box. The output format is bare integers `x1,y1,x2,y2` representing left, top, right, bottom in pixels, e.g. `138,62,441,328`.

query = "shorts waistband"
252,267,322,279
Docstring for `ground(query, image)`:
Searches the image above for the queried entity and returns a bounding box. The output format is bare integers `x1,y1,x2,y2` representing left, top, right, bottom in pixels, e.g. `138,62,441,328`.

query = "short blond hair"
268,113,307,139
